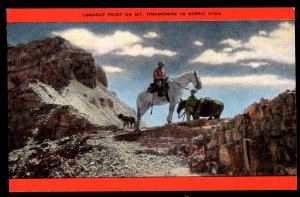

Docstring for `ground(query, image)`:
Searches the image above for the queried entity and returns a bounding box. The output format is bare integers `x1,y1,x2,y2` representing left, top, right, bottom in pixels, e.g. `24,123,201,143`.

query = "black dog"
117,114,136,129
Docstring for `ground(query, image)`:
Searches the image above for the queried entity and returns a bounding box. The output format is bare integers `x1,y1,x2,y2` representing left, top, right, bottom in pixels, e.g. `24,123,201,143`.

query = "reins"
181,113,186,122
171,79,190,90
170,72,200,91
178,111,185,118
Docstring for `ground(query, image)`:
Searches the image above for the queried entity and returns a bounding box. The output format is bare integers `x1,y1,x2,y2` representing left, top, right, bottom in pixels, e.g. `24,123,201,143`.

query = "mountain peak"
8,36,107,90
8,36,137,150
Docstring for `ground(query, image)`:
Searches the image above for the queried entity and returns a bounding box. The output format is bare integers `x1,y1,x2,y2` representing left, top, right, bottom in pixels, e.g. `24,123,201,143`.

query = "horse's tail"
135,93,141,131
136,94,141,120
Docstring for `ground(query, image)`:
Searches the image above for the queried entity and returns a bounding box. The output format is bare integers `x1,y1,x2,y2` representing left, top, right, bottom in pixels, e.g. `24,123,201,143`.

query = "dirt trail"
9,129,205,178
81,130,203,177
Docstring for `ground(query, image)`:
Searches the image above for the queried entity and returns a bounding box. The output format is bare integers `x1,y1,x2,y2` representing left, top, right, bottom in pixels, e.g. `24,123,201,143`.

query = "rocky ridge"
8,36,136,150
8,36,107,90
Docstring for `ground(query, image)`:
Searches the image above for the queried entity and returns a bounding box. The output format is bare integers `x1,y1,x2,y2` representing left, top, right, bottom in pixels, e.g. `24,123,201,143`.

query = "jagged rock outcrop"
8,36,107,90
96,65,108,88
8,37,136,150
188,89,296,175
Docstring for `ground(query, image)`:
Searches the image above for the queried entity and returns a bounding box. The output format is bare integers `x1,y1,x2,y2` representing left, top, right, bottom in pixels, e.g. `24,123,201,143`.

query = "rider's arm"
163,68,166,77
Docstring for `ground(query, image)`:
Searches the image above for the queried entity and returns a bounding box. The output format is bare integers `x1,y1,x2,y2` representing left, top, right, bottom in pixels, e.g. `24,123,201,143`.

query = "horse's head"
177,98,186,115
191,70,202,90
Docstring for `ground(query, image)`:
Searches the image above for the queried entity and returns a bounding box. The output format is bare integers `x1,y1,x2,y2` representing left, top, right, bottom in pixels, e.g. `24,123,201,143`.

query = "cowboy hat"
157,61,165,66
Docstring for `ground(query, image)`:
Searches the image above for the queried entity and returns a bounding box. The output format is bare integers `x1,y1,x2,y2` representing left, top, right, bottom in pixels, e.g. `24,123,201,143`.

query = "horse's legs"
135,107,141,131
135,103,151,131
186,112,192,127
139,104,151,119
214,114,220,119
167,103,176,124
192,114,196,120
186,112,191,122
135,97,142,131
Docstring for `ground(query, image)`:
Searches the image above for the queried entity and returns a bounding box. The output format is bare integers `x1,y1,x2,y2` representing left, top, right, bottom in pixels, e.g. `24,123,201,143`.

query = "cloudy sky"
7,21,295,126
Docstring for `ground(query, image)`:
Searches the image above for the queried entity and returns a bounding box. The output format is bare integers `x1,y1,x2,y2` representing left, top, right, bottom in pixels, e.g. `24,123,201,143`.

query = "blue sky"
7,21,295,126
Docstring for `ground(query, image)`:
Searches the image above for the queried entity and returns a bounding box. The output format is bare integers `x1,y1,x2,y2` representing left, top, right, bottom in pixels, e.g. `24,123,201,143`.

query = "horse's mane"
171,71,194,80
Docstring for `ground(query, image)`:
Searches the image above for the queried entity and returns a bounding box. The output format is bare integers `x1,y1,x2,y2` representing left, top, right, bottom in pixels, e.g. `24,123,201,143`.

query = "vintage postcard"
6,8,296,192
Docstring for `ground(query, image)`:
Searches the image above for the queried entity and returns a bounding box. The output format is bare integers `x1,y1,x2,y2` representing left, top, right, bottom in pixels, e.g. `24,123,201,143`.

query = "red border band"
7,7,297,192
9,176,297,192
7,8,294,23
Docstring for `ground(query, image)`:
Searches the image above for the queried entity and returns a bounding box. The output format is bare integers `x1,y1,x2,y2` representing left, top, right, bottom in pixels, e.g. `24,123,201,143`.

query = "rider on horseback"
153,61,168,97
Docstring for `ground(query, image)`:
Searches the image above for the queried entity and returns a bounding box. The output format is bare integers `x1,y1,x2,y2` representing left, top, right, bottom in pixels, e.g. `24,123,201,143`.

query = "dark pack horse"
177,97,224,120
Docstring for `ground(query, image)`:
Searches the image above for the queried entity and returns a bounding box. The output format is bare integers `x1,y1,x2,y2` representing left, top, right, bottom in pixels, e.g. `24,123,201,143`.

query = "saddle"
147,79,170,102
147,83,158,93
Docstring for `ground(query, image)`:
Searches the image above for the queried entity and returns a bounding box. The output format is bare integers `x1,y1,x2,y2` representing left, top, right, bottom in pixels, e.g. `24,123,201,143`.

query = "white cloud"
52,29,141,55
193,40,204,46
144,32,159,38
223,47,233,53
259,30,267,36
244,22,295,64
190,49,254,64
202,74,295,89
115,44,177,57
240,62,268,68
190,22,295,65
220,39,242,49
102,65,125,73
52,28,176,57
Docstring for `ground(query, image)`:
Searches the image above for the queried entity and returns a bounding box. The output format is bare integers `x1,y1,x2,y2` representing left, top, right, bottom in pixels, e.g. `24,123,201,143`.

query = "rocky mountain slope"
8,36,136,150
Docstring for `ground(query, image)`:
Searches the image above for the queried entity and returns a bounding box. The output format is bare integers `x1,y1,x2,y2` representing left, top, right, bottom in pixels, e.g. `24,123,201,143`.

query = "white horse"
135,71,202,131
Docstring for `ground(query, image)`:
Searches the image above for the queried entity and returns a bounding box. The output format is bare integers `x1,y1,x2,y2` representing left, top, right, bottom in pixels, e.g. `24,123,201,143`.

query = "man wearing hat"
153,61,168,96
185,89,198,123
